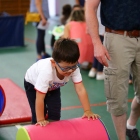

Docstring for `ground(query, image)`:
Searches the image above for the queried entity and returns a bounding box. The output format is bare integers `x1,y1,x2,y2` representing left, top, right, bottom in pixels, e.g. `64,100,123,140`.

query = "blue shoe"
42,54,51,59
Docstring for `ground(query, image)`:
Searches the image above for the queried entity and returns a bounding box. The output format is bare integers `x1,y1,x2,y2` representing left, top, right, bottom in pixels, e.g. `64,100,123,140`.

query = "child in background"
63,9,94,69
72,4,82,11
60,4,72,25
51,4,72,48
51,4,82,48
24,38,100,126
66,4,82,23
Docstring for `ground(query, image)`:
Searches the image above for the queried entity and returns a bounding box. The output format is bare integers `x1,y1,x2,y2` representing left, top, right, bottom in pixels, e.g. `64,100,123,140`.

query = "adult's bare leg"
127,97,140,126
111,113,127,140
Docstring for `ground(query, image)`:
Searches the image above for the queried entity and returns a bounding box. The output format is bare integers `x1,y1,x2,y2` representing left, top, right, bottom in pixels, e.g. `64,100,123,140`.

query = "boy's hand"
82,110,101,120
35,120,49,127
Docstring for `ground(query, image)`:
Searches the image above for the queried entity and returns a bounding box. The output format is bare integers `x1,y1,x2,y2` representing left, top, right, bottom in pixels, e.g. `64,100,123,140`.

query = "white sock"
127,120,136,130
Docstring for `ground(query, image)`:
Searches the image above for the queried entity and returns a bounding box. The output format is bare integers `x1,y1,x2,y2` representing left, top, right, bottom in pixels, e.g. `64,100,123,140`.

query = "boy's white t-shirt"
25,58,82,94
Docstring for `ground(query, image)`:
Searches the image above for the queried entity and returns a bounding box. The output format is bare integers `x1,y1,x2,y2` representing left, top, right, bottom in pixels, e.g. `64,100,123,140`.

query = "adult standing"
63,9,94,66
30,0,50,60
86,0,140,140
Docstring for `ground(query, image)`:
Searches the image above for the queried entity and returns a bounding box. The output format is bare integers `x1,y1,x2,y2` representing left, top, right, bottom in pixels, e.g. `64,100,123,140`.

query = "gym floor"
0,16,140,140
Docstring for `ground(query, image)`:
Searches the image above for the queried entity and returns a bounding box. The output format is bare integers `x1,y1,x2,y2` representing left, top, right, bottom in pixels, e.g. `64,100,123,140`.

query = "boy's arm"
75,82,91,112
35,91,49,126
74,82,100,120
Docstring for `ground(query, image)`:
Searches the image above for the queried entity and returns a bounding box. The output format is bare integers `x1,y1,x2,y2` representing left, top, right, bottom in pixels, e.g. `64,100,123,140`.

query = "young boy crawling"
24,38,100,126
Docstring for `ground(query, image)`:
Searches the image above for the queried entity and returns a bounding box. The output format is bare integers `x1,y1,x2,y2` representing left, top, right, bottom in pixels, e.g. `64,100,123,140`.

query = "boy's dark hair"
52,38,80,63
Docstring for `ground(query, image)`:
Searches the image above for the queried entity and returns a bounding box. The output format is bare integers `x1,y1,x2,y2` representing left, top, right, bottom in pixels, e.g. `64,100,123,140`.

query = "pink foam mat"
0,78,32,125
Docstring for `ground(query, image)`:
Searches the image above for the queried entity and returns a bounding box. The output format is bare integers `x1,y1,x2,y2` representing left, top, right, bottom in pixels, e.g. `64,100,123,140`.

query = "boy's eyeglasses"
55,61,80,72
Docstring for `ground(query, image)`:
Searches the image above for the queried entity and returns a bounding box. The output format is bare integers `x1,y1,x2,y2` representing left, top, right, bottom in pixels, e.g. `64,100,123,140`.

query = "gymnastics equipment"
0,78,48,126
16,117,110,140
0,86,6,116
0,78,32,125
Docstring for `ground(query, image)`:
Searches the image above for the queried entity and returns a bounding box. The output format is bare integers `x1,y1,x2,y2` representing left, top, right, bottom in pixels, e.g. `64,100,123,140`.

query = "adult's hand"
42,18,47,26
94,43,110,67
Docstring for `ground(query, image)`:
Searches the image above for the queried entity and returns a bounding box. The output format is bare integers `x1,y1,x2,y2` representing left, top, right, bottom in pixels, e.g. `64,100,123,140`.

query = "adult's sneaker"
126,128,140,140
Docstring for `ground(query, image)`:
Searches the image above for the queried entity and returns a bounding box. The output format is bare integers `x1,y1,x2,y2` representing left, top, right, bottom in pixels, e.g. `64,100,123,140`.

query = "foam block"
16,118,110,140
